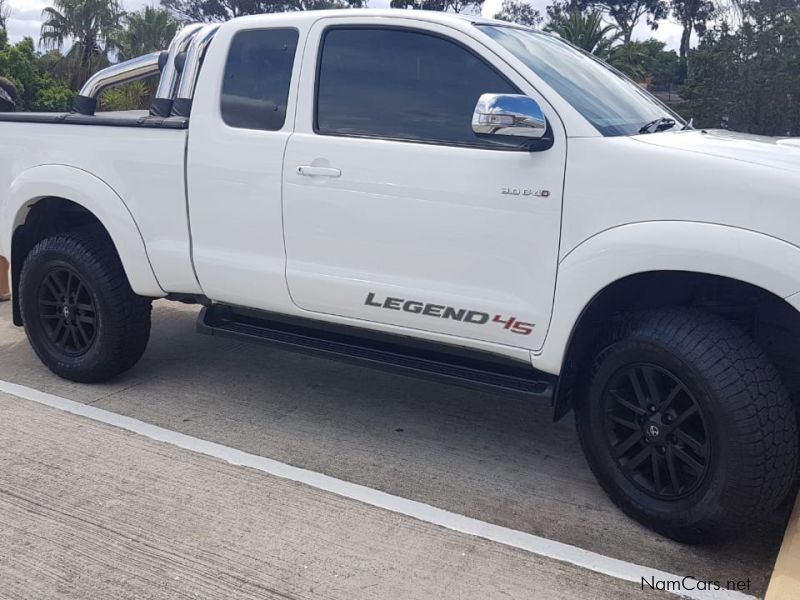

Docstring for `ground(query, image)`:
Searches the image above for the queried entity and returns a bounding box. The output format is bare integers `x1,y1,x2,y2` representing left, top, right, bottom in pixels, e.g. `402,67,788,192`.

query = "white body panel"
2,9,800,375
282,16,566,350
1,164,165,297
559,132,800,258
534,221,800,373
185,14,310,312
0,120,195,295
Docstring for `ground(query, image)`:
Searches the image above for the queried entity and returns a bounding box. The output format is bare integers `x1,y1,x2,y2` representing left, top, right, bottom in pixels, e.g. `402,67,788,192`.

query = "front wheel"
19,231,152,383
576,309,798,543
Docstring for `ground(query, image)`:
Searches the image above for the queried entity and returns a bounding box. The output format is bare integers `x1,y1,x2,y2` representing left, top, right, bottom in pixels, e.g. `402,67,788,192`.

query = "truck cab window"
315,27,517,146
221,28,298,131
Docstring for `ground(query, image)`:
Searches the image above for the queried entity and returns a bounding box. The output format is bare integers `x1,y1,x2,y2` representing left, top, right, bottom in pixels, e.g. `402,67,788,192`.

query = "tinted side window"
221,28,298,131
316,28,518,146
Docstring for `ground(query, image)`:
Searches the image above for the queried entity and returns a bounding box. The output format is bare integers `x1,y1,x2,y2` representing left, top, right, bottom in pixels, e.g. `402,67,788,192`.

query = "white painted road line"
0,378,757,600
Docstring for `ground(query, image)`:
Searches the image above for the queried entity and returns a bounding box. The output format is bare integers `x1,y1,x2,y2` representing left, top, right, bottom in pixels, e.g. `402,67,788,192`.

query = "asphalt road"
0,300,793,599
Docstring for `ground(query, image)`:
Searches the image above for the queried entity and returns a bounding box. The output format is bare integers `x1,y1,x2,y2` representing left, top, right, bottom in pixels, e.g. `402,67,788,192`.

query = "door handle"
297,165,341,178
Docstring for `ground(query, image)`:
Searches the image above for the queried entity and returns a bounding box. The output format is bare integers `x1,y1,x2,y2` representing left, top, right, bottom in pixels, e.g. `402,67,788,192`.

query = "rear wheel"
576,309,798,543
20,232,152,383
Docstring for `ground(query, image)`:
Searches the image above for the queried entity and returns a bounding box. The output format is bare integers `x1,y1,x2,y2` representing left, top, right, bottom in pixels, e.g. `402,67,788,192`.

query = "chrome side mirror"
472,94,547,140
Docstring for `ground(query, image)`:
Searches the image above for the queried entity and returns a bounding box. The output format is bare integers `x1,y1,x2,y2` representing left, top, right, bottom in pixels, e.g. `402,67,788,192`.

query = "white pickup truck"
1,9,799,543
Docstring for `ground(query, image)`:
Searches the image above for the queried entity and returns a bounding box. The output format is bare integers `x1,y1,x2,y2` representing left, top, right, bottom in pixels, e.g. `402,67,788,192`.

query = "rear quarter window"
221,28,298,131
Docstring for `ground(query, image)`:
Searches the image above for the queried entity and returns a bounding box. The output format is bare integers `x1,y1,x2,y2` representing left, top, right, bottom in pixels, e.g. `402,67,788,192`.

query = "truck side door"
186,23,303,311
282,19,567,350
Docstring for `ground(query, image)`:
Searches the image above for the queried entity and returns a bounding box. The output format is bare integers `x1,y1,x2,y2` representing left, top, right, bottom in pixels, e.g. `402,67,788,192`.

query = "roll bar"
73,51,165,116
171,24,220,118
150,23,205,117
71,22,217,118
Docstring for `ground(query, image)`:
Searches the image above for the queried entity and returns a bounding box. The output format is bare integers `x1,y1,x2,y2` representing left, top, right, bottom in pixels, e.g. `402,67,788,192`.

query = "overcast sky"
5,0,686,51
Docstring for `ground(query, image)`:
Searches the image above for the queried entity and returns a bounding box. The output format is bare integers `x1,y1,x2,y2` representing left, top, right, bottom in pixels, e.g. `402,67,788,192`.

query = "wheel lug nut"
649,405,656,413
658,446,666,454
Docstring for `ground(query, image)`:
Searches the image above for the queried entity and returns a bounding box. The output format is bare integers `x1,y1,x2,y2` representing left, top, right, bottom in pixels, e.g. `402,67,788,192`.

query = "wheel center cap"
62,305,71,320
644,422,662,441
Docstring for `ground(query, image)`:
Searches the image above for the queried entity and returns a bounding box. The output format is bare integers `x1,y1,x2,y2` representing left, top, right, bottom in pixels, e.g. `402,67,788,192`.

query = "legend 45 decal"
364,292,534,336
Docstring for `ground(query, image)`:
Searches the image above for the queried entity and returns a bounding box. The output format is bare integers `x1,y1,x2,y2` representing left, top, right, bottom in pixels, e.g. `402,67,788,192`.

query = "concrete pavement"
0,299,793,598
0,393,672,600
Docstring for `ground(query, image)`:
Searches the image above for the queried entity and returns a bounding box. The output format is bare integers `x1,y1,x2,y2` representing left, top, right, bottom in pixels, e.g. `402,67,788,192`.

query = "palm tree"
40,0,122,90
111,7,178,62
546,10,623,59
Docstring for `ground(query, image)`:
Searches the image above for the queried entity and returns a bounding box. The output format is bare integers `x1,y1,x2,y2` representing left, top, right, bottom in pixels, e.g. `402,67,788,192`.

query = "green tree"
494,0,544,27
572,0,667,43
609,38,681,84
389,0,483,11
40,0,123,90
36,82,75,110
111,7,178,62
0,34,39,109
546,1,582,21
681,1,800,134
0,32,74,111
671,0,744,61
0,0,10,32
546,9,623,57
671,0,715,60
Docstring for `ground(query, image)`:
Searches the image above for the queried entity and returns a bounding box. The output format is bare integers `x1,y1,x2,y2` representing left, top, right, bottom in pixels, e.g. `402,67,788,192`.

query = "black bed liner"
0,112,189,129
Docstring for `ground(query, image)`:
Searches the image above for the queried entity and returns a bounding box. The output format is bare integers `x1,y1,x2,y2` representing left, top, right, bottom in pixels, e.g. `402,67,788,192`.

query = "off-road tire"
19,231,152,383
576,308,798,544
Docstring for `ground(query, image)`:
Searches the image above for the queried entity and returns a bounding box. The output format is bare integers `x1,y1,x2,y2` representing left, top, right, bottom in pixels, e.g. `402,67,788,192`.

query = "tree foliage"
40,0,122,89
574,0,667,42
0,0,796,138
681,0,800,134
546,9,623,57
671,0,745,60
100,79,151,110
494,0,544,27
0,31,74,111
161,0,365,23
111,7,178,61
389,0,483,12
671,0,716,59
609,38,681,84
0,0,10,32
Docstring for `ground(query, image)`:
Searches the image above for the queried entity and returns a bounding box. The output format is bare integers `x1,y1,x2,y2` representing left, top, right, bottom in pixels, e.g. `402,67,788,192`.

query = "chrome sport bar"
71,22,215,118
73,51,164,116
150,23,204,117
171,23,220,117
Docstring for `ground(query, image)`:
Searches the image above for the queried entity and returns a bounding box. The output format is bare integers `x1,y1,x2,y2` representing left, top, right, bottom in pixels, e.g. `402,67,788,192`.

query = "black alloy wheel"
20,231,152,383
576,308,799,543
37,267,98,356
603,364,709,500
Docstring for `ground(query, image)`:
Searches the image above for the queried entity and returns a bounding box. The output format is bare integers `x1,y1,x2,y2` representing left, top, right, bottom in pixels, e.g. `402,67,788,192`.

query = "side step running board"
197,305,555,400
